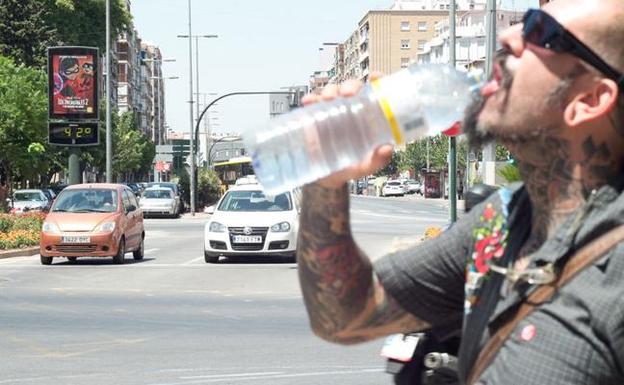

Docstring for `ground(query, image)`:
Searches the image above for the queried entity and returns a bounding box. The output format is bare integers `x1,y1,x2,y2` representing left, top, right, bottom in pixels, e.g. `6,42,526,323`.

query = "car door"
121,189,139,249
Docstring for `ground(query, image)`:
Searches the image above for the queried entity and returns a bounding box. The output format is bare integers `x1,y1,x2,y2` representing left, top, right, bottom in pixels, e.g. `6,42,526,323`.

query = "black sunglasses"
522,8,624,90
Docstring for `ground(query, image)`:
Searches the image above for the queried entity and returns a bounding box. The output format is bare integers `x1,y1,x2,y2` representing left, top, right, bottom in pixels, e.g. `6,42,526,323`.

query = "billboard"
48,47,99,120
49,122,99,146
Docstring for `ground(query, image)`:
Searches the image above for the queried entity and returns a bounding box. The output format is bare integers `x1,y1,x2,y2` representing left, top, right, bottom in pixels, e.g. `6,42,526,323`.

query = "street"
0,195,449,385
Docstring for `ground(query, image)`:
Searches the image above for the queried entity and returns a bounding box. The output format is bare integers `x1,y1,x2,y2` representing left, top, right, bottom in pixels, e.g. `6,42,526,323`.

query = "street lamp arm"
194,91,295,150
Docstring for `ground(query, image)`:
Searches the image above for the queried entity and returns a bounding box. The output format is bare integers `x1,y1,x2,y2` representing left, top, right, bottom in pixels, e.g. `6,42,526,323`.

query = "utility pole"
105,0,112,183
449,0,457,222
186,0,195,215
482,0,498,185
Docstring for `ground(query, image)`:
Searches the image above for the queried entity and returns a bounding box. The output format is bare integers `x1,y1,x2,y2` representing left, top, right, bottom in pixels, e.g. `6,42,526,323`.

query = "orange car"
40,183,144,265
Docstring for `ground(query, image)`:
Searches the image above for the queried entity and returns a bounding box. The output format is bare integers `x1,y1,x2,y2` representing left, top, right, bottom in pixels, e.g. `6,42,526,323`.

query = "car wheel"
40,255,53,265
204,251,219,264
67,257,77,262
133,237,144,260
113,239,125,264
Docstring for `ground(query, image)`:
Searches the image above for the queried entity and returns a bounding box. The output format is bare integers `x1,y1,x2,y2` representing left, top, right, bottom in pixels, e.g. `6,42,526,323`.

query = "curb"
0,246,39,259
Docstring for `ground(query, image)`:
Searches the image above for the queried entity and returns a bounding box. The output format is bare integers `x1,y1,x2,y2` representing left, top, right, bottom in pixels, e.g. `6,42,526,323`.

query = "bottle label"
371,79,404,145
371,69,429,143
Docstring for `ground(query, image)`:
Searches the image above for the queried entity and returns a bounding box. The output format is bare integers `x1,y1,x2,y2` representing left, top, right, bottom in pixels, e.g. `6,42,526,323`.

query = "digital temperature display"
49,122,99,146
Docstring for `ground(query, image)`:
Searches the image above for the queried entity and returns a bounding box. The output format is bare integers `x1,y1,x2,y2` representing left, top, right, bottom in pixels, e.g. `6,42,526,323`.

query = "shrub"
0,212,44,249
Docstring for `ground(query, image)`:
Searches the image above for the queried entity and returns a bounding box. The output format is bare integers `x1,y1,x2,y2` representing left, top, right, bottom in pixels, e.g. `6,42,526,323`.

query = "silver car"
139,187,179,218
9,189,51,213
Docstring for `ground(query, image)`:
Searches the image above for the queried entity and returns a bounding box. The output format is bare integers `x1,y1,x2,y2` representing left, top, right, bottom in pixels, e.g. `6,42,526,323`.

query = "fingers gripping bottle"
245,64,482,194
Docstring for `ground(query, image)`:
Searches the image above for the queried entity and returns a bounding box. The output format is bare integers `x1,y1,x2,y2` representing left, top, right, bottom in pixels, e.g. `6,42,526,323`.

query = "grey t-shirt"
374,184,624,384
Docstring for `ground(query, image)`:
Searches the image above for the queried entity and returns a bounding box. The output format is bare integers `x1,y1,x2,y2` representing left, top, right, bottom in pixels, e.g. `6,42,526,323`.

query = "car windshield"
218,190,292,212
52,189,118,213
14,192,45,201
143,189,172,199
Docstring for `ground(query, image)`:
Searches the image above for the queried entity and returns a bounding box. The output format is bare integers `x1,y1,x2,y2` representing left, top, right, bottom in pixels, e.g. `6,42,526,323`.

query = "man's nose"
498,23,525,58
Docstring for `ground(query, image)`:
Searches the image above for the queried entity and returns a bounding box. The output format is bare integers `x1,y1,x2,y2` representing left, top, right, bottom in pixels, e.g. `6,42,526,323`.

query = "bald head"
545,0,624,73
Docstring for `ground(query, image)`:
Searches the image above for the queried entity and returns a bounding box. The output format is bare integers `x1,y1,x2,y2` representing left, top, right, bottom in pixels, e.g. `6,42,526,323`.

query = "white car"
401,179,423,195
382,180,406,197
203,184,299,263
139,187,179,217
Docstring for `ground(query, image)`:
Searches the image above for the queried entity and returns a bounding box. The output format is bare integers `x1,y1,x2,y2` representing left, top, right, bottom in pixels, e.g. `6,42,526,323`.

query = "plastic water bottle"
244,64,482,194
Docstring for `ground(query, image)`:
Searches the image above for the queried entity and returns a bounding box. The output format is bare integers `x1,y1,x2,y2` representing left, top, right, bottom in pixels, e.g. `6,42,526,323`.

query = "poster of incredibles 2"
48,47,99,120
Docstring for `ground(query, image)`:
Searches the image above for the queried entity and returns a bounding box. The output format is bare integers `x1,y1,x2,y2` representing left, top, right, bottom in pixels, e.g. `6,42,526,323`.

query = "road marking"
150,368,384,385
145,248,160,254
182,256,204,265
181,372,284,380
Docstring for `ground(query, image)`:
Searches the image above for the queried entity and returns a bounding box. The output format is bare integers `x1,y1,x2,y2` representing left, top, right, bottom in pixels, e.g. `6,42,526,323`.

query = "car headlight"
208,221,227,232
271,221,291,232
42,222,61,234
94,221,116,233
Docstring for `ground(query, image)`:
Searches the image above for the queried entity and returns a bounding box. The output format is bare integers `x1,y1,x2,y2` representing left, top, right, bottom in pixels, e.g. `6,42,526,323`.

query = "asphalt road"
0,194,450,385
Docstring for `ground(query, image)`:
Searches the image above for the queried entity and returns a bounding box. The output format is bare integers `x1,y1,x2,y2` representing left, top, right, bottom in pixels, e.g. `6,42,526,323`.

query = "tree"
111,111,153,182
196,168,221,208
0,0,56,67
0,0,132,68
0,55,49,187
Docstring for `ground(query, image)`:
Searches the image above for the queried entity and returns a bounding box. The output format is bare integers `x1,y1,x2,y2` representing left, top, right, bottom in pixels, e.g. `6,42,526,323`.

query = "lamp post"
105,0,111,182
177,29,218,216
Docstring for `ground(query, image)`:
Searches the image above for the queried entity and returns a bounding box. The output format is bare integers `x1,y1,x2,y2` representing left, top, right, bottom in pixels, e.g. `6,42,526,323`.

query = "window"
401,39,411,49
401,58,410,68
400,21,410,31
418,40,427,50
418,21,427,31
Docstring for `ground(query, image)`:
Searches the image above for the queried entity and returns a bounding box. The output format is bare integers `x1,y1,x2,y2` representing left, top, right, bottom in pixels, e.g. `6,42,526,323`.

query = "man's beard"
462,94,492,149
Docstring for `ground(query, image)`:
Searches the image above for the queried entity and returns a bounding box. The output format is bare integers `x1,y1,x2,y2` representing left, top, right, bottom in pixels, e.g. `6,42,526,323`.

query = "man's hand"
300,76,394,189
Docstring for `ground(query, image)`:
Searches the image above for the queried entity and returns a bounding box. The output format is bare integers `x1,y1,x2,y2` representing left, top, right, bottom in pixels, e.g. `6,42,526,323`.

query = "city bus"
212,156,254,195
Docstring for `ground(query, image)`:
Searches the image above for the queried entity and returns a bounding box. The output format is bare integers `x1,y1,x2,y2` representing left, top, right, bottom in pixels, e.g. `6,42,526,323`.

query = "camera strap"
467,224,624,385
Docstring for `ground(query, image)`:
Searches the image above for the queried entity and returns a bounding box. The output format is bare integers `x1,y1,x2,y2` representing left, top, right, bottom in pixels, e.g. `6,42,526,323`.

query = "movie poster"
48,47,99,120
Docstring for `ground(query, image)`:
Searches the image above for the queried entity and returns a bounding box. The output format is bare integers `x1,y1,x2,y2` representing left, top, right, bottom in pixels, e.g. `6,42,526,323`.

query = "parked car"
9,189,52,214
123,182,143,197
382,180,406,197
203,182,300,263
401,179,423,195
146,182,183,214
39,183,145,265
139,187,179,218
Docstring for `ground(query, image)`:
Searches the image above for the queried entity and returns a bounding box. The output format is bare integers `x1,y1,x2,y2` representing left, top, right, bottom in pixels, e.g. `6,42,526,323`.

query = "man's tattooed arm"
297,183,429,344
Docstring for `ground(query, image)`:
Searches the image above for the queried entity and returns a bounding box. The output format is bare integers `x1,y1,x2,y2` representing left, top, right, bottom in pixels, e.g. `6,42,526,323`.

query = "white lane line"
144,248,160,254
151,368,384,385
181,372,283,380
182,257,204,265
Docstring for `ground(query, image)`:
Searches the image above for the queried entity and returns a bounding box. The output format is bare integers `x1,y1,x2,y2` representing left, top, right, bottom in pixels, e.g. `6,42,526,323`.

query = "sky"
131,0,538,137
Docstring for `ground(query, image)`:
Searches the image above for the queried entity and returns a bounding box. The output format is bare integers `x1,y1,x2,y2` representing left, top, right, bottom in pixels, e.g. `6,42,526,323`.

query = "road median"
0,246,39,259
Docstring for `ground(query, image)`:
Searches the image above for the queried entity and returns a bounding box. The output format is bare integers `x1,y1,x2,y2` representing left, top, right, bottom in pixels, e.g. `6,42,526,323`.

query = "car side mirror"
205,205,215,215
5,198,9,203
127,204,136,213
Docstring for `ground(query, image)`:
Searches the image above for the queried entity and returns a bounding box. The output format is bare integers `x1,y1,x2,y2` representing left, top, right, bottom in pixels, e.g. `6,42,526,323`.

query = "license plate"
61,236,91,244
380,334,420,362
232,235,262,243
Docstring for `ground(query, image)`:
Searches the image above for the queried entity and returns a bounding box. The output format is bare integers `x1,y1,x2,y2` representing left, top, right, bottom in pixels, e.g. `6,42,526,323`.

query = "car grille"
53,245,98,253
228,226,268,251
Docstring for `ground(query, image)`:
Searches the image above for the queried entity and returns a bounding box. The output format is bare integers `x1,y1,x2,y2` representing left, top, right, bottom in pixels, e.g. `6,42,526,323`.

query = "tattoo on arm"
297,183,428,344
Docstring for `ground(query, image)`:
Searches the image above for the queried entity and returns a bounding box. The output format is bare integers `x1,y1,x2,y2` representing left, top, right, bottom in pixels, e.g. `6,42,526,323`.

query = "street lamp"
143,57,175,144
177,29,218,216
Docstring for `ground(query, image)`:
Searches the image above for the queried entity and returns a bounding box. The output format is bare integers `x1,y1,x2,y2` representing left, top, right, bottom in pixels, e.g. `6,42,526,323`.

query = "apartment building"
418,8,523,69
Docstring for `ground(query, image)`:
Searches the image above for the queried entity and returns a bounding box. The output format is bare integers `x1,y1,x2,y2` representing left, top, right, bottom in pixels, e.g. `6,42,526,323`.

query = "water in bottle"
244,64,482,194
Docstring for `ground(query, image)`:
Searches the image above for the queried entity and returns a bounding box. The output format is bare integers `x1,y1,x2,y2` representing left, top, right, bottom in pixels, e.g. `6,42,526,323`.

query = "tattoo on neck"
508,133,616,241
